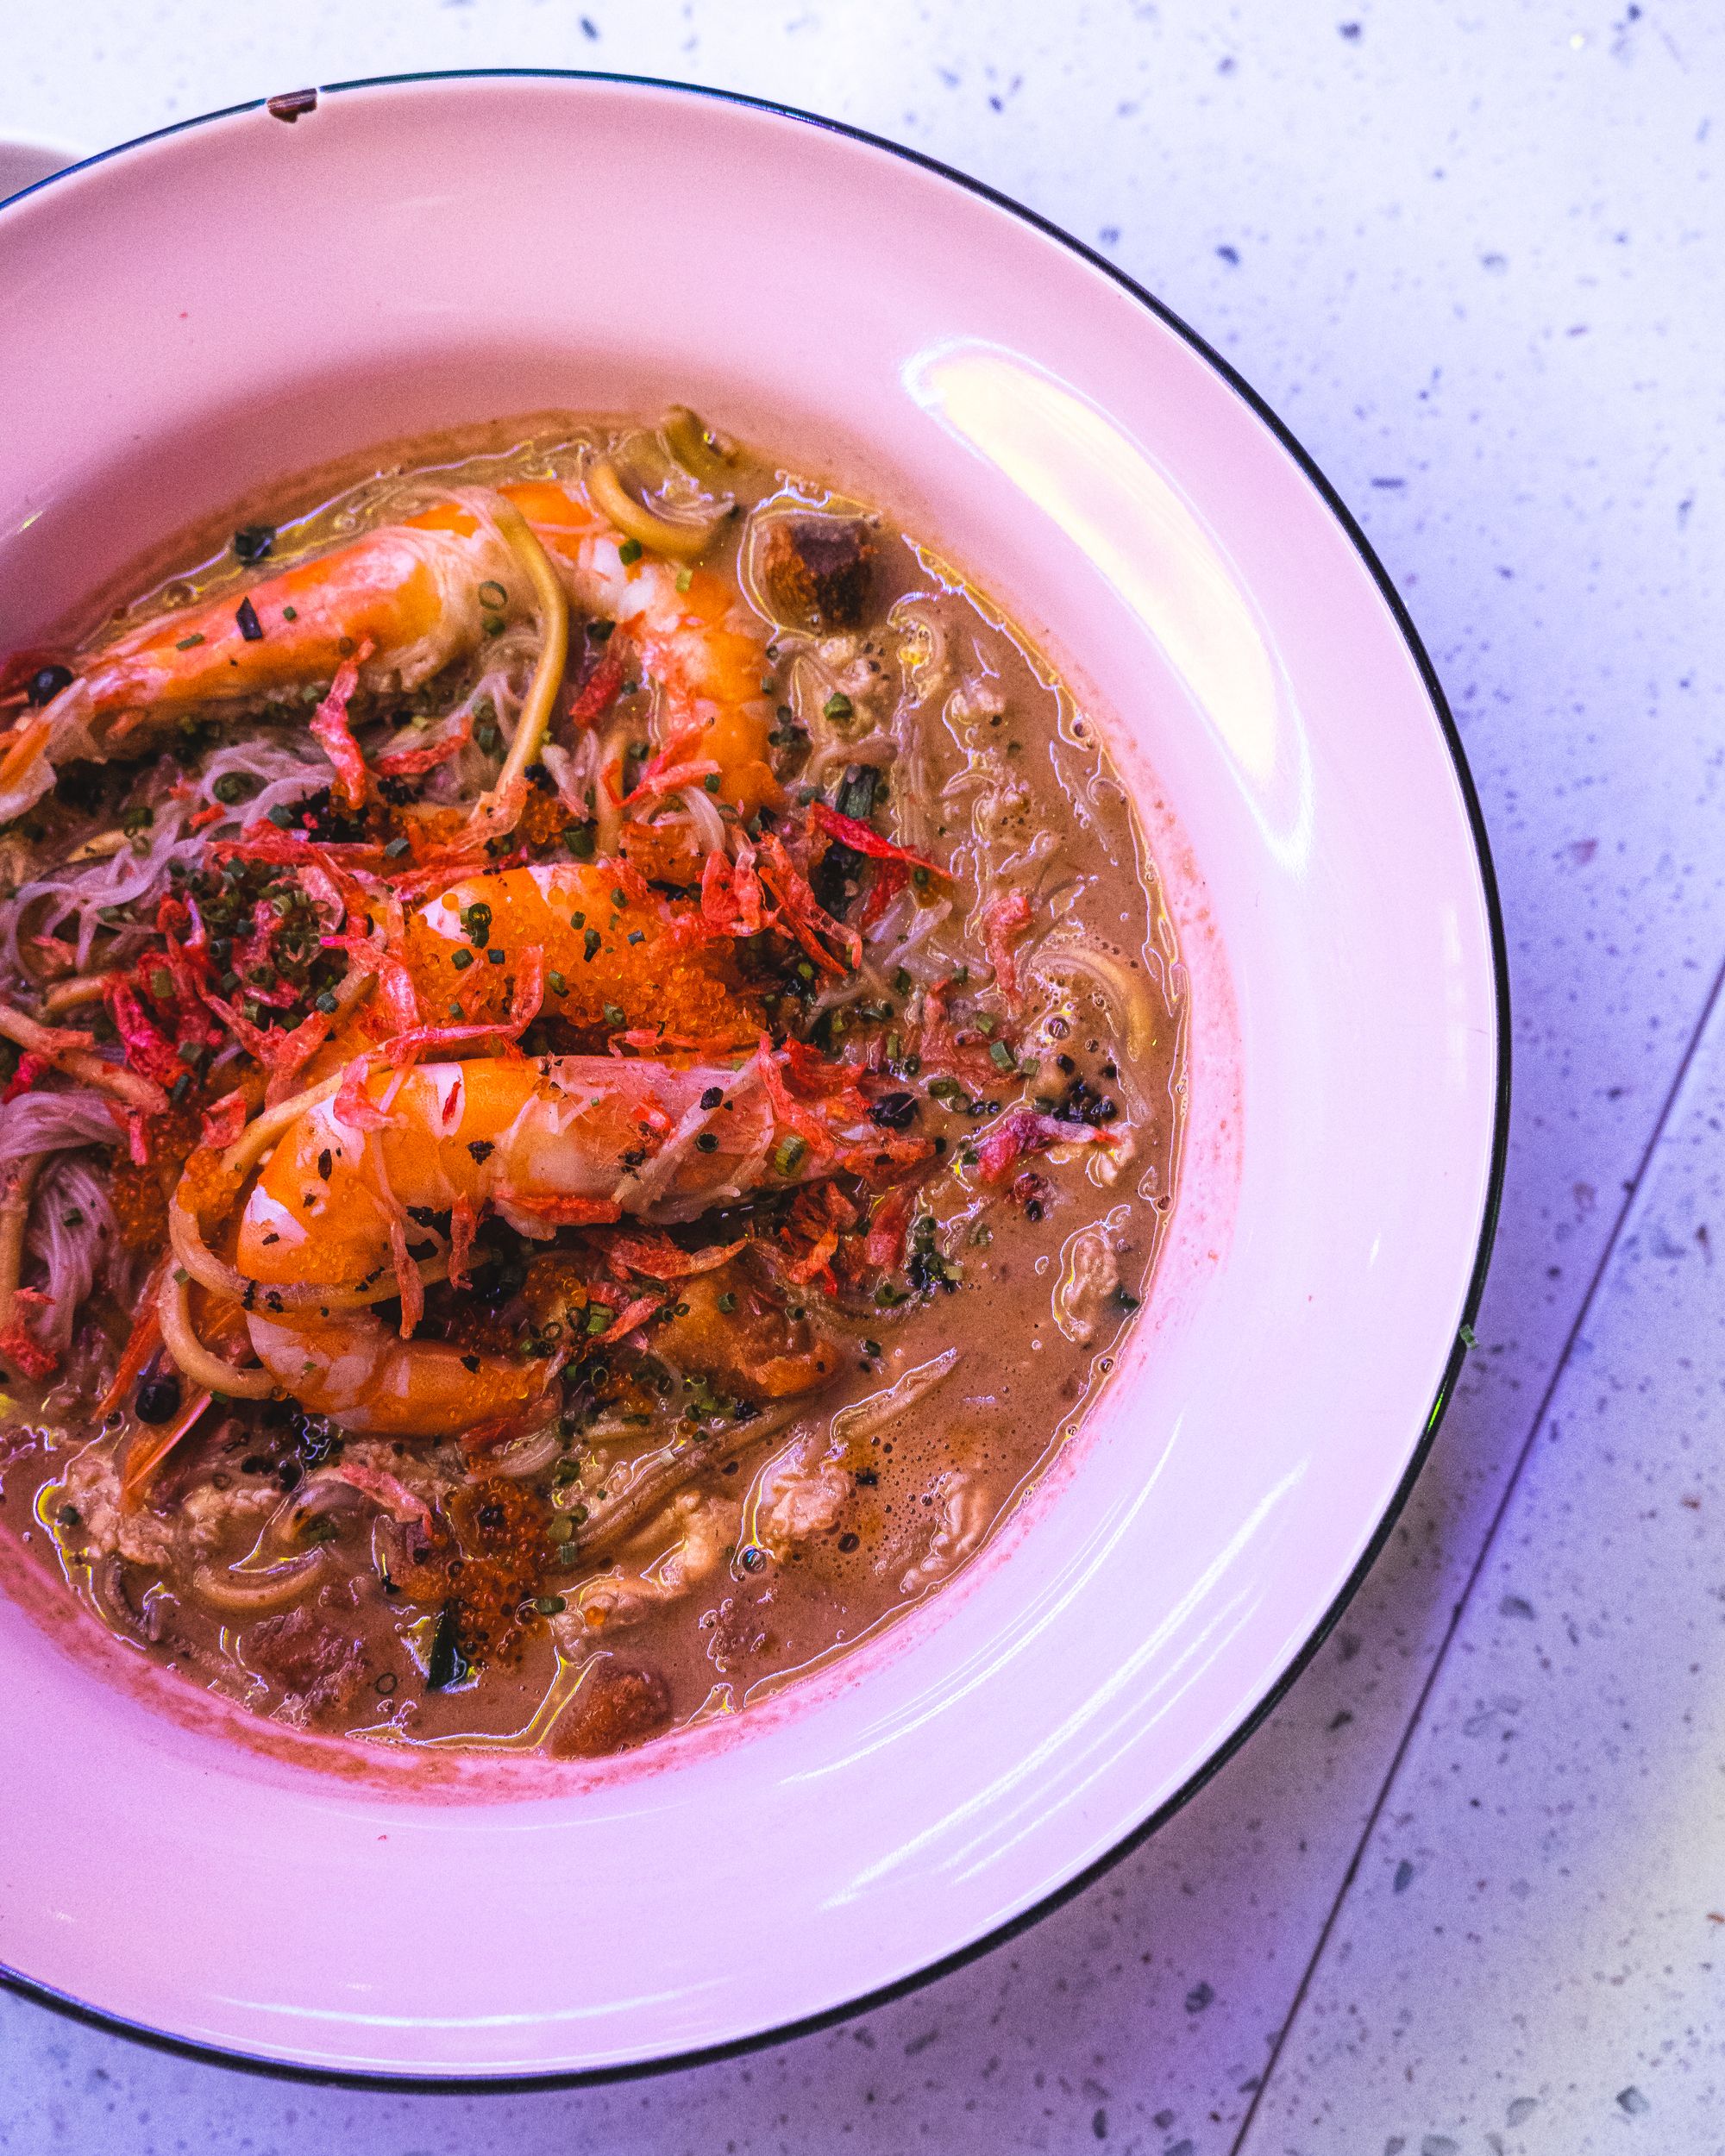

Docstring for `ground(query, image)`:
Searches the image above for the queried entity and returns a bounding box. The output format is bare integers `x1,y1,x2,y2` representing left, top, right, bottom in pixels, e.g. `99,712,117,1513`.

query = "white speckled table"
1,3,1719,2148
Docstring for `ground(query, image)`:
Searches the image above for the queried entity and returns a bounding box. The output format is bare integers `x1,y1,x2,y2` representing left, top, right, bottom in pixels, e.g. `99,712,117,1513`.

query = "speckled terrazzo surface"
2,3,1721,2148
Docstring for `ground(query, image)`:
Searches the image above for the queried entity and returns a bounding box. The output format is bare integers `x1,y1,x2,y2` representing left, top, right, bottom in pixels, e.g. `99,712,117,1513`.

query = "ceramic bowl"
0,72,1505,2081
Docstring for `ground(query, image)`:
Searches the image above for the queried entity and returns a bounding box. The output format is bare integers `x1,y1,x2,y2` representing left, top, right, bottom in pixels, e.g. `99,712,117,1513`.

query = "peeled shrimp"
403,859,759,1046
234,1050,884,1437
7,478,780,819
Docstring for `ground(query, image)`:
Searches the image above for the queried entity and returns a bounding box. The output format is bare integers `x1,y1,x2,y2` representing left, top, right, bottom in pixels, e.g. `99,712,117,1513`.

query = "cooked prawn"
401,858,759,1047
3,508,520,818
5,475,779,820
503,482,781,818
232,1050,902,1437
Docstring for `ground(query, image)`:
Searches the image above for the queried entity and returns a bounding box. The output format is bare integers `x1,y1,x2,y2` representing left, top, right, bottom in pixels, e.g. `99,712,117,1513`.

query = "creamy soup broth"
0,411,1184,1755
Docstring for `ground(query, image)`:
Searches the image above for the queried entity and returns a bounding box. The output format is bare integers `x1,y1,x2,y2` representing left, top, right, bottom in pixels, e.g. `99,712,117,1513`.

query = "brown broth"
0,413,1186,1758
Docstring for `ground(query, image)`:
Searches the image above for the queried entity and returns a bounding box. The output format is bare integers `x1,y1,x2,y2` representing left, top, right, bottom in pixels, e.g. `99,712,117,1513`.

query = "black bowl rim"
0,65,1510,2095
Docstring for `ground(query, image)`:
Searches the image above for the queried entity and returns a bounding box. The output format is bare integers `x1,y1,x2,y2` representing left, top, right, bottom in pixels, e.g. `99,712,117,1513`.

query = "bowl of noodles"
0,73,1504,2078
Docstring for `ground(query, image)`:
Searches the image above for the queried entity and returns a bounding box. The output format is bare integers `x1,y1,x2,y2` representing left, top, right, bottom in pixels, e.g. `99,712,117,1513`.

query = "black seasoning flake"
233,524,275,564
467,1138,495,1163
317,1148,333,1181
26,663,73,706
235,597,265,642
426,1605,470,1691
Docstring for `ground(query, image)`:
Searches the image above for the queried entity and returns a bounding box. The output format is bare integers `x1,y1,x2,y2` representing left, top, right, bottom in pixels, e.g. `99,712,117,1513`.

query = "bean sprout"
587,460,724,561
829,1349,959,1451
191,1549,327,1615
158,1267,273,1400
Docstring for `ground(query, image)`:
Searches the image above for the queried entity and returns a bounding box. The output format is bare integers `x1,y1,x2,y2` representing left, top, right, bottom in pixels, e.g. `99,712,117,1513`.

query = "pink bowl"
0,72,1505,2080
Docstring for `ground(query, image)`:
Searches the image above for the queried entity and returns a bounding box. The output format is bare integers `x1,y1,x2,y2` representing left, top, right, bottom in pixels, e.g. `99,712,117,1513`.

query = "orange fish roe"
442,1303,522,1359
114,1103,209,1250
519,785,573,852
176,1143,244,1229
405,860,760,1043
618,818,704,887
521,1251,591,1327
112,1161,168,1252
446,1475,553,1665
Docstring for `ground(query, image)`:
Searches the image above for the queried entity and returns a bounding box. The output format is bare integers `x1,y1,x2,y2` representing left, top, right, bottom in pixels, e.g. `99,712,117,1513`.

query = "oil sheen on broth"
0,411,1186,1758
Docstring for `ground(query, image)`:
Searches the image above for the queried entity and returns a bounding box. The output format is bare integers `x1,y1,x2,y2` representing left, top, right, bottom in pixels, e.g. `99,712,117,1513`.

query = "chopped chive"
618,537,643,565
175,632,205,650
384,835,411,858
696,1131,719,1153
314,990,339,1014
478,579,508,610
988,1040,1017,1071
704,772,722,793
281,604,298,622
487,947,506,965
267,803,296,829
603,1003,625,1026
451,948,475,971
773,1134,807,1176
584,928,601,962
718,1290,737,1312
548,969,567,993
823,692,853,720
675,568,693,592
